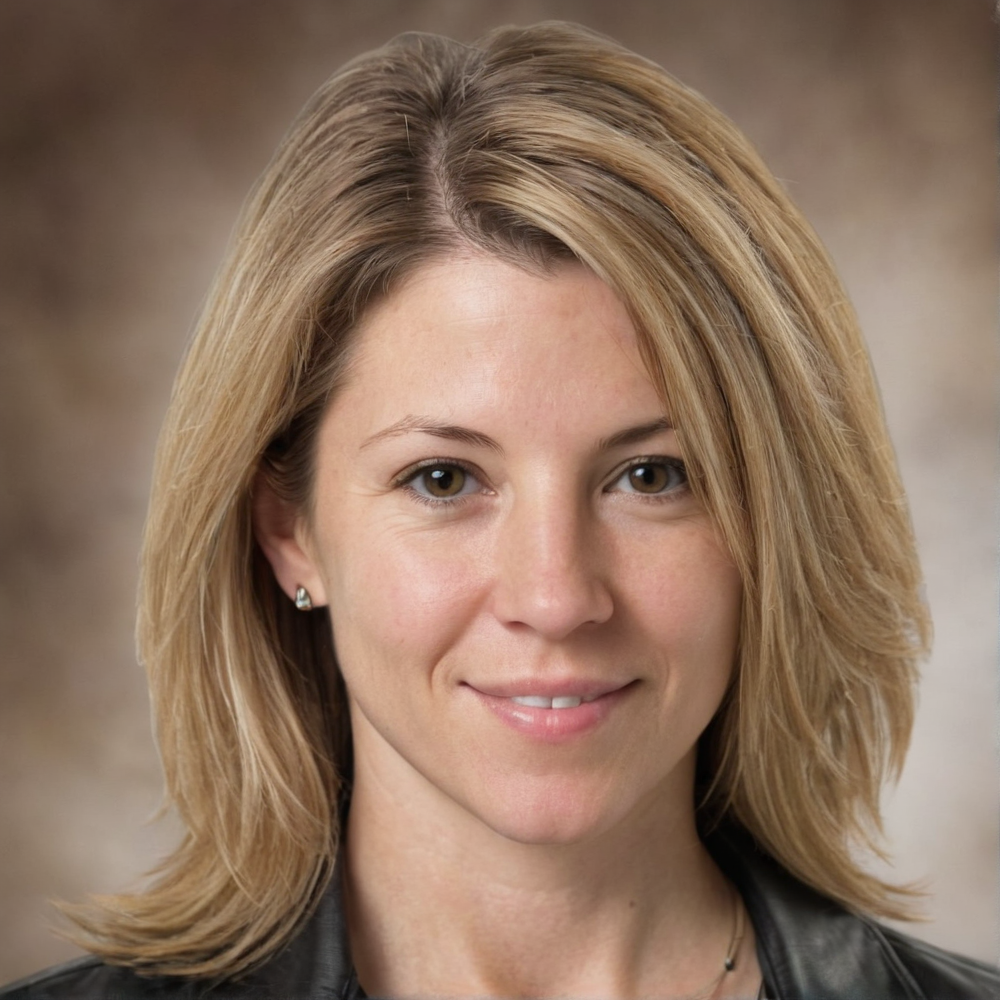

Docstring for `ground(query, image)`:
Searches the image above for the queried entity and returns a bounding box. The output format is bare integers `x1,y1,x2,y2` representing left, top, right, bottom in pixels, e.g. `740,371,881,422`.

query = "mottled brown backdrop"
1,0,996,982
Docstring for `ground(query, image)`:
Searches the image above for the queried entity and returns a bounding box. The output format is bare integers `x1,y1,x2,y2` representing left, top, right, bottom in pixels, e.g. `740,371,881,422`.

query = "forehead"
346,254,652,396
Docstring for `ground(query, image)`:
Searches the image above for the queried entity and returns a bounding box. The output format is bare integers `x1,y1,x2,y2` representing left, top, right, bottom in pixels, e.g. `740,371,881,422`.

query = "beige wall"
1,0,995,982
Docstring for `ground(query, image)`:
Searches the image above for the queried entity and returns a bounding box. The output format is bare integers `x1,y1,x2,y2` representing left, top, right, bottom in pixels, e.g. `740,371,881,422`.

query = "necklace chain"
686,885,745,1000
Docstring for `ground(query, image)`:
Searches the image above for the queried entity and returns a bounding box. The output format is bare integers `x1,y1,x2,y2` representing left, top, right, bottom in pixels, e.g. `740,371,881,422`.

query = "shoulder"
707,827,1000,1000
0,954,321,999
0,956,200,999
880,924,1000,1000
0,874,359,1000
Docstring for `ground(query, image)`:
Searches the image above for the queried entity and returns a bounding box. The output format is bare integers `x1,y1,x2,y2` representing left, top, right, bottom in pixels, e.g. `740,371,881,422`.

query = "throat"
341,781,754,998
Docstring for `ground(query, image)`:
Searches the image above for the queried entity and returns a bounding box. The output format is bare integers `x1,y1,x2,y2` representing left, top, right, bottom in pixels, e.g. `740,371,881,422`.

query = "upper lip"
462,678,634,700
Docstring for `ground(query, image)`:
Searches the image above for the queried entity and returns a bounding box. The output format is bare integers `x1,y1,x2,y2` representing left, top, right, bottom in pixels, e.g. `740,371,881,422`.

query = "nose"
491,490,614,640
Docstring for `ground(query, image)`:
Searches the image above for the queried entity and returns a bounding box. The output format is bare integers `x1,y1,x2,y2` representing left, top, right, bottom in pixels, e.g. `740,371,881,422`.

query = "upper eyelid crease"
394,455,683,481
394,457,685,500
394,457,482,485
606,455,686,477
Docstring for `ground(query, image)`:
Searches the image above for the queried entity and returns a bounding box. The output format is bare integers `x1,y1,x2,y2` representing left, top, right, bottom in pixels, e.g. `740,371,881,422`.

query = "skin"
255,254,761,998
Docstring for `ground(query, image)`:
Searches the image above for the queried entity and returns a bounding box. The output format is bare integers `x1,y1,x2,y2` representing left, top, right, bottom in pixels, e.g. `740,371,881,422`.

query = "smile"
464,681,636,742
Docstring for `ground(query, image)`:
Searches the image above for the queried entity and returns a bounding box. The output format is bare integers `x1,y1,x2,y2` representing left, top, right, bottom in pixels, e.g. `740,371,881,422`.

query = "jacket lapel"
706,828,924,999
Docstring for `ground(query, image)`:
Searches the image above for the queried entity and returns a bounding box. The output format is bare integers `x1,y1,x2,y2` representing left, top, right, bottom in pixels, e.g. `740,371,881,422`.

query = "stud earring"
294,586,313,611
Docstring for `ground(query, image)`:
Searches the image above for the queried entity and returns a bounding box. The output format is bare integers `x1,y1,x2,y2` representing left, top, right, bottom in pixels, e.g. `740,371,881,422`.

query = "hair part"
60,21,929,979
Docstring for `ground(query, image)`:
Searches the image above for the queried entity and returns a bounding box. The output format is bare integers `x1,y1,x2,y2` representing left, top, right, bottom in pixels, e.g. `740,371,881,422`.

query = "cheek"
627,527,742,670
319,518,488,675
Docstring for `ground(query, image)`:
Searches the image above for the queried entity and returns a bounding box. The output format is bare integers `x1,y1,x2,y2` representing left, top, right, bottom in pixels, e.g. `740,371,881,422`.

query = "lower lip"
466,685,633,742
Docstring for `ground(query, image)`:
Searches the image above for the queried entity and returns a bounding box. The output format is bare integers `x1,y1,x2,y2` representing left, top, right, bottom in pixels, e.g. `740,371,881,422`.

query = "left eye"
609,459,687,496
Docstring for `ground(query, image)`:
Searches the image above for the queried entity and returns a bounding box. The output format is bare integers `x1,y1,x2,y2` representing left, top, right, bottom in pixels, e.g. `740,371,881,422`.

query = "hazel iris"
422,466,466,497
628,463,671,493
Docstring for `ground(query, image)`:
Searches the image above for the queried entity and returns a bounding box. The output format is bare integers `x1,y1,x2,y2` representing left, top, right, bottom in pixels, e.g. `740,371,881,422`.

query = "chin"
462,773,638,848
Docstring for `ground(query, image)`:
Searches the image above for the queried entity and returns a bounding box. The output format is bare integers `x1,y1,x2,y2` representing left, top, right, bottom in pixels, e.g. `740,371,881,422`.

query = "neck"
342,746,758,998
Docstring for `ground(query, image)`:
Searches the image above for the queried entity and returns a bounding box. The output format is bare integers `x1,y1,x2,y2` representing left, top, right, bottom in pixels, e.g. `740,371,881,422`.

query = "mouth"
465,678,632,700
463,680,636,741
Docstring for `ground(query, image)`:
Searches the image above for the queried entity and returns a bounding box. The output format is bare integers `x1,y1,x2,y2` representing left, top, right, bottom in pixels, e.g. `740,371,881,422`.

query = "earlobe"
251,474,329,608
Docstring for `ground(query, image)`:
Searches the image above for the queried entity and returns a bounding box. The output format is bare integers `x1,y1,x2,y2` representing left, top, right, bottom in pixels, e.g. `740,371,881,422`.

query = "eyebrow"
360,414,673,454
597,417,674,451
360,416,506,454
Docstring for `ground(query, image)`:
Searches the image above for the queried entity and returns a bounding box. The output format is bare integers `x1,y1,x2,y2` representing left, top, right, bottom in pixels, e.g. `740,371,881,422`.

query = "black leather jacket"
3,830,997,999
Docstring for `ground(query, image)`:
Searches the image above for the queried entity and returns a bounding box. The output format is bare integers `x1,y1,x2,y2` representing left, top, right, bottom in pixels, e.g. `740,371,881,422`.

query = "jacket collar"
233,867,362,999
706,827,927,999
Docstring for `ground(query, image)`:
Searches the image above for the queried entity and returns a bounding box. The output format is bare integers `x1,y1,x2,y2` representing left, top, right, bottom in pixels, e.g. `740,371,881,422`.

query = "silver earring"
294,586,313,611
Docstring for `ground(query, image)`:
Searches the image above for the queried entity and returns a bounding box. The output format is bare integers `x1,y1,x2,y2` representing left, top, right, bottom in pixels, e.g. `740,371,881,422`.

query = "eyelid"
605,454,685,478
392,455,686,503
393,457,490,504
393,456,480,485
604,455,688,495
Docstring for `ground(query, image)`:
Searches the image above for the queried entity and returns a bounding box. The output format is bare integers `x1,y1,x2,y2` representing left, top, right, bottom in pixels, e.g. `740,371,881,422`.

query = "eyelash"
393,456,689,507
605,456,689,501
393,459,486,508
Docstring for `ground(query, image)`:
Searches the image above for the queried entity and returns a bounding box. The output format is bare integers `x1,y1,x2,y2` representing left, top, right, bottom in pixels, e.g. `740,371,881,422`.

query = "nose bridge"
493,479,613,639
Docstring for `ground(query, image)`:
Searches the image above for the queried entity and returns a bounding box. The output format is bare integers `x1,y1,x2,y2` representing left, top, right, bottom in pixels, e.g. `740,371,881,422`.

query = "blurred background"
0,0,995,983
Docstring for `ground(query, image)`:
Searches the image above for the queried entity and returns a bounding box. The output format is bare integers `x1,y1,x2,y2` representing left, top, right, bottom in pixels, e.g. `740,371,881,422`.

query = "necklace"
687,885,745,1000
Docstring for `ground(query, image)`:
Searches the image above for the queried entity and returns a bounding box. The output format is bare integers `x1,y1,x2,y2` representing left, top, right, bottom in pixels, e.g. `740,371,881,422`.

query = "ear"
251,473,329,608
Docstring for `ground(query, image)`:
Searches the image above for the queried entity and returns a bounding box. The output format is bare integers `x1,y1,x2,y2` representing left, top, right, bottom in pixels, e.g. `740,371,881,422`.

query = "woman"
2,20,996,1000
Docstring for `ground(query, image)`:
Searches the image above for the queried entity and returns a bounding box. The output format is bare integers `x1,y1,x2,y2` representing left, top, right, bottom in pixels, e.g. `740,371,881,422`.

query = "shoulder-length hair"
64,20,929,979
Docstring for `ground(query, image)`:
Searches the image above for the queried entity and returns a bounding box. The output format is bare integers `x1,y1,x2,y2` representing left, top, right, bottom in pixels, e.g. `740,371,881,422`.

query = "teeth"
509,695,585,709
551,696,582,709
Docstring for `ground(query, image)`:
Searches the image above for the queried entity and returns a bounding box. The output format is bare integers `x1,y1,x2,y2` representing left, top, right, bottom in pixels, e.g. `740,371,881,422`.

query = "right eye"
400,462,483,503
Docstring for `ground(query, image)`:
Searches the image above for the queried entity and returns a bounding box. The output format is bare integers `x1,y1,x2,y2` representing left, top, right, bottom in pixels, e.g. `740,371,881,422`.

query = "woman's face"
261,254,742,845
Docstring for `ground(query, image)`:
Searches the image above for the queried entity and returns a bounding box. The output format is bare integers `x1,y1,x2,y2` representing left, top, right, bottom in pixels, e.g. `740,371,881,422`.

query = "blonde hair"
64,21,929,979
